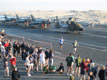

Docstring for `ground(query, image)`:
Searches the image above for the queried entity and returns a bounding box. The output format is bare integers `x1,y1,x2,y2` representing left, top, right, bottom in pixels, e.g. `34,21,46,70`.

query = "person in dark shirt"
29,44,34,54
92,66,100,78
25,43,30,55
66,53,73,76
98,66,105,80
22,49,27,62
21,41,26,52
89,71,95,80
16,41,21,57
49,49,54,66
57,63,64,74
45,48,49,65
105,65,107,80
12,67,20,80
13,41,17,57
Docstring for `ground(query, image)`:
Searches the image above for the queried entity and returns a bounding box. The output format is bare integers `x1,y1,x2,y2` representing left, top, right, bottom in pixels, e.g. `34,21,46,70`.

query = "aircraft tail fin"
30,14,35,20
55,16,60,28
4,14,8,20
16,14,20,20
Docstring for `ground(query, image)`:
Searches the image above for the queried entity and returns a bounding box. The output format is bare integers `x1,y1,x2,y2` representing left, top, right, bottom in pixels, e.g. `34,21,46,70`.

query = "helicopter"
55,16,83,34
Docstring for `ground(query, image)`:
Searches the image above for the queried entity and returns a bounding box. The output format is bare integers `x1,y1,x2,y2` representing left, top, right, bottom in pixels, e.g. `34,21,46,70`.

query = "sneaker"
28,73,31,76
69,73,72,76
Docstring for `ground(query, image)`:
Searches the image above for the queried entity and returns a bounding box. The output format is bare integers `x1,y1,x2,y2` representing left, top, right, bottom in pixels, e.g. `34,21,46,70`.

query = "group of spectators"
66,53,107,80
0,30,107,80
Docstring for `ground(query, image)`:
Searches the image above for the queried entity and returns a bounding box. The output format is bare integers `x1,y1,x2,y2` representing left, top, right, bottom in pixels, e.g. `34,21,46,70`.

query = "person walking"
73,40,78,55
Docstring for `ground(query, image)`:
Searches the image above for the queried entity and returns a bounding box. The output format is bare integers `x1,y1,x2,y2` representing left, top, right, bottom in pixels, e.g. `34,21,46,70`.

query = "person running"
66,53,73,76
73,40,78,55
59,37,64,50
75,54,82,77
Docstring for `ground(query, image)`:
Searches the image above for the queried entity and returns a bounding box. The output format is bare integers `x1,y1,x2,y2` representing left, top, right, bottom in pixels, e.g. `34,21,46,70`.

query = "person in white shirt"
40,50,46,71
25,55,31,76
0,42,5,61
59,37,64,50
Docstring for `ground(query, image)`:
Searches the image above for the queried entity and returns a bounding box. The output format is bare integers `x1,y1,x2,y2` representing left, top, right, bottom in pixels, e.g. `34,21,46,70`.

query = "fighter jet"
0,15,5,22
0,14,16,23
15,14,31,23
29,15,50,28
4,14,16,22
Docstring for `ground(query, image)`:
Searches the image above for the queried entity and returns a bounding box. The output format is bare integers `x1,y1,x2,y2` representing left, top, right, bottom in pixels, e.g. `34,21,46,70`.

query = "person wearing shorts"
40,50,46,71
66,53,73,76
59,37,64,50
73,40,78,55
25,54,31,76
0,42,5,61
75,54,82,77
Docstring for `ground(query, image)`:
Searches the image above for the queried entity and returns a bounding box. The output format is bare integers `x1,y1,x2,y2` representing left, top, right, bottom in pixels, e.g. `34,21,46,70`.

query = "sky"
0,0,107,12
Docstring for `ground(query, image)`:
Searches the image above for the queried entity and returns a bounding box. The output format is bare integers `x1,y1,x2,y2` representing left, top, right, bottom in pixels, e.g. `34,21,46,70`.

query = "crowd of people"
0,30,107,80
